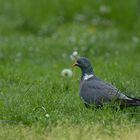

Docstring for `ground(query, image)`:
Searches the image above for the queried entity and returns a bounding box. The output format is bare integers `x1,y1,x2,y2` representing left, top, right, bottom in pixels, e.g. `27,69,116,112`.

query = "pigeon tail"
126,96,140,106
121,97,140,108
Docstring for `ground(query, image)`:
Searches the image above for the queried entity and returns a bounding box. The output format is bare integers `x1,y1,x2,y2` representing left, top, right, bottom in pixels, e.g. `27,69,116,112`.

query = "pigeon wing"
80,77,121,107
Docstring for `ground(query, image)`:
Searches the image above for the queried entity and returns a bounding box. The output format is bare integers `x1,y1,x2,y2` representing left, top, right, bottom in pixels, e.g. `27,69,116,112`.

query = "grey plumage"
74,57,140,109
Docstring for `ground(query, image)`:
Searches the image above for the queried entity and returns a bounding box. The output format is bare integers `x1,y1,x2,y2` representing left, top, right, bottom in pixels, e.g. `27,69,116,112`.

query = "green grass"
0,0,140,139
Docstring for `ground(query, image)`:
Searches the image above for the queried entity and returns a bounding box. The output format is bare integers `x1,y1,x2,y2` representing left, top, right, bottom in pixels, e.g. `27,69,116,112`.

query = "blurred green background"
0,0,140,35
0,0,140,139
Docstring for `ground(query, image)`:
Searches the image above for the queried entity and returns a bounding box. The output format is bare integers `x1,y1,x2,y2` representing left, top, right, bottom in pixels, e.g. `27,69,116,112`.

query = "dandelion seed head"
99,5,110,14
61,69,73,78
70,51,79,60
45,113,50,118
132,36,139,44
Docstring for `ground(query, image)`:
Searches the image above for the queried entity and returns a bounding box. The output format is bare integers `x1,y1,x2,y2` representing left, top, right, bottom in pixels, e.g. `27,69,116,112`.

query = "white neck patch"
83,74,94,80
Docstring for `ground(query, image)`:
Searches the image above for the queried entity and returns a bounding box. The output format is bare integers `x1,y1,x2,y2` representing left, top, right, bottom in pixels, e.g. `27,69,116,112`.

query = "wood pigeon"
73,57,140,109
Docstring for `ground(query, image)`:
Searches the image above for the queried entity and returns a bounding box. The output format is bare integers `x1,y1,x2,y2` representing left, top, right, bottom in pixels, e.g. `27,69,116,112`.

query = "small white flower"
70,51,79,60
45,113,50,118
68,36,76,43
99,5,110,14
15,52,22,63
61,69,73,78
132,36,139,44
74,14,86,22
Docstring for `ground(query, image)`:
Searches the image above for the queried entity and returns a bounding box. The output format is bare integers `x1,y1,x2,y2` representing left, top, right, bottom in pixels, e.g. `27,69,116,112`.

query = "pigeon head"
73,57,94,77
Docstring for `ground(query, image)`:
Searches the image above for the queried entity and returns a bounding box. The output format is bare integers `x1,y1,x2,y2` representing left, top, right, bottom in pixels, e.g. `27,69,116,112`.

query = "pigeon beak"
73,63,79,67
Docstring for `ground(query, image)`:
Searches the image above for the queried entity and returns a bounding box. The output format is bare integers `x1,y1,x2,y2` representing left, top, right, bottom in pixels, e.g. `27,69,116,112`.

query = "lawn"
0,0,140,140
